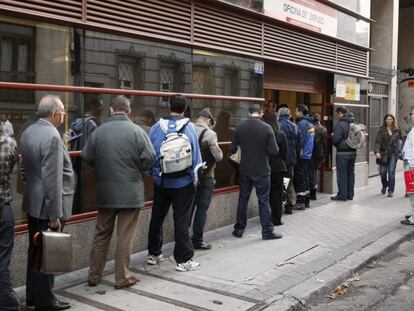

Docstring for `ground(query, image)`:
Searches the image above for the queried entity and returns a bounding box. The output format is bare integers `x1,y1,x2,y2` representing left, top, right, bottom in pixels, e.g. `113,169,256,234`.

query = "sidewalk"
18,171,414,311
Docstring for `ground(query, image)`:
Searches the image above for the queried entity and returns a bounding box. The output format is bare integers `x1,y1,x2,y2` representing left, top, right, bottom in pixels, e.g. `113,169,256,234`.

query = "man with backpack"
278,107,303,214
294,104,315,210
147,94,203,272
309,113,327,200
332,106,359,201
191,108,223,250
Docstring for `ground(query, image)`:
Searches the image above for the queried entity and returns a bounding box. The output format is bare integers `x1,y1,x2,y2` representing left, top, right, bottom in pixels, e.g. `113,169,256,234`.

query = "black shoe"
381,187,386,195
405,193,410,198
401,219,414,225
88,280,99,287
273,221,284,226
194,242,212,250
263,232,283,240
310,189,317,200
405,215,411,220
285,205,293,214
232,230,243,238
35,301,71,311
331,196,347,201
305,195,310,208
387,191,394,198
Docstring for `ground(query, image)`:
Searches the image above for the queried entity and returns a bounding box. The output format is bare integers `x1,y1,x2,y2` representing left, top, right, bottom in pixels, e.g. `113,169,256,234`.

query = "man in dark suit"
20,95,74,310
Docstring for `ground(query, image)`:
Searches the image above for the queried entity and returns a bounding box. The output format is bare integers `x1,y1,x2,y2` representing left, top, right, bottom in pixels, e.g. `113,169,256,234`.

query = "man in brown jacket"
191,108,223,249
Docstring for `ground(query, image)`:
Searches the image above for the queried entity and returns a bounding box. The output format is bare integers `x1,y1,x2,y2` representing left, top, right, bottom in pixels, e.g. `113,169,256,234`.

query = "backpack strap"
198,128,208,146
177,119,190,134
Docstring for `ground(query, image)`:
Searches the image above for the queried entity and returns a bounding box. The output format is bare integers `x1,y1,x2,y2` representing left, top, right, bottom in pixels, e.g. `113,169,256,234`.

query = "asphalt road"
307,238,414,311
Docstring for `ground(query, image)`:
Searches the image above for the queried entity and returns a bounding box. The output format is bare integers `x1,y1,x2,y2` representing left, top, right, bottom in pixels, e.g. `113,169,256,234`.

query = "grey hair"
37,95,63,118
110,95,131,113
278,107,291,117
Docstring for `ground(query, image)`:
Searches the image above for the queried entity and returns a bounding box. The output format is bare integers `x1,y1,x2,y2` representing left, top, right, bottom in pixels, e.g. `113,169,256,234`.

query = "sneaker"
387,191,394,198
401,219,414,226
381,187,386,195
284,204,294,214
146,254,165,265
293,203,305,210
176,259,200,272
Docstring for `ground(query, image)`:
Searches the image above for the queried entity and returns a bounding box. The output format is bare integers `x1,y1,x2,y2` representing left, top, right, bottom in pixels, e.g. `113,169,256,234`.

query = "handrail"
0,82,265,102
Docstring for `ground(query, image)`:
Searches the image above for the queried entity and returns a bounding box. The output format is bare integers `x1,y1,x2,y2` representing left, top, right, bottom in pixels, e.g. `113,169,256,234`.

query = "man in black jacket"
230,104,282,240
332,106,357,201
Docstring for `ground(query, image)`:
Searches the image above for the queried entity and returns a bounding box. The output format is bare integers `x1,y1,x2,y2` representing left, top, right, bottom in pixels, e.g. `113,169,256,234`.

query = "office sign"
264,0,338,37
336,80,360,101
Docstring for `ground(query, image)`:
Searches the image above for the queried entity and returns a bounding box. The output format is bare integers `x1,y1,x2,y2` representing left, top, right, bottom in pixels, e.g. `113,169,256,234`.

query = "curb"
263,226,414,311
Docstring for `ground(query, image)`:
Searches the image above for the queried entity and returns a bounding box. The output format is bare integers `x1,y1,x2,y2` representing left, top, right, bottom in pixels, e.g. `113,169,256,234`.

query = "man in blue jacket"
294,104,315,210
278,107,303,214
147,94,203,272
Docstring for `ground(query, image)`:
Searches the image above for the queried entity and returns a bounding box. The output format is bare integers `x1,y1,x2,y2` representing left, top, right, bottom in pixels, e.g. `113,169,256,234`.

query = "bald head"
37,95,64,118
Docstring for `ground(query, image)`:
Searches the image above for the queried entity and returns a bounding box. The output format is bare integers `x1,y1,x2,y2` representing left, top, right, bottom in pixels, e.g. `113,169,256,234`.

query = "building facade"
0,0,371,285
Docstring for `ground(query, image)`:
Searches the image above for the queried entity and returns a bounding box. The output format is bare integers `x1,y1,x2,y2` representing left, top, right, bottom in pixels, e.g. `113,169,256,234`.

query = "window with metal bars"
223,67,240,109
250,73,263,98
0,23,35,103
118,56,141,104
192,65,215,110
159,61,183,106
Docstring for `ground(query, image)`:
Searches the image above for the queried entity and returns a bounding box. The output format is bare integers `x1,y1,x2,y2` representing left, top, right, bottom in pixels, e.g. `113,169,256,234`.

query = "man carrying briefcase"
20,95,75,311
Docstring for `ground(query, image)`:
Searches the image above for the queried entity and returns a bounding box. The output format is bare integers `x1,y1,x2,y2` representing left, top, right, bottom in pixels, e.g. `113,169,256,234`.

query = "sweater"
230,116,279,177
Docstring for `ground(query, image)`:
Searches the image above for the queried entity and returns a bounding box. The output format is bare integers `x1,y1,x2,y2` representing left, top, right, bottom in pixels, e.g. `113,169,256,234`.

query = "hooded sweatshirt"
296,115,315,160
148,116,202,189
332,113,357,153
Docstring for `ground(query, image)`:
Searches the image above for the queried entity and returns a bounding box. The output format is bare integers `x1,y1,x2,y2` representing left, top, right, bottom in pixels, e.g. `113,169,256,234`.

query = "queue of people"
2,93,413,310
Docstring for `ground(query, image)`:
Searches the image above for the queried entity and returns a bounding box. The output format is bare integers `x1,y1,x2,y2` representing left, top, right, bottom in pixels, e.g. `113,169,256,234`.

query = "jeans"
234,175,274,237
0,203,19,311
191,177,215,247
336,153,356,200
148,183,195,264
270,173,284,225
379,154,398,192
294,159,310,203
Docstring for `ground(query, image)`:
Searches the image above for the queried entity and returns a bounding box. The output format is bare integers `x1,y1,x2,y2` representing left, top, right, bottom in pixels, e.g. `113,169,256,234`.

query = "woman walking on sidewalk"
374,114,402,197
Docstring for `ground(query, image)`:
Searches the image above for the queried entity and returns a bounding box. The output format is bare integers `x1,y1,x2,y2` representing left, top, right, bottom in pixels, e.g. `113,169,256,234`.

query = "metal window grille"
223,67,240,109
192,65,215,110
118,56,140,103
159,61,183,106
250,73,263,98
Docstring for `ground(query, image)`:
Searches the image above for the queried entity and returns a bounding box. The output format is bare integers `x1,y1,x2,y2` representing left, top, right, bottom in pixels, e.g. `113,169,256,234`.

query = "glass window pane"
0,39,12,71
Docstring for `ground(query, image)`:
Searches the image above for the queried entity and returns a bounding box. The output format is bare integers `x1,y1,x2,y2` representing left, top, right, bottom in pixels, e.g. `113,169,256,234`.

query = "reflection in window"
193,65,215,111
118,56,140,104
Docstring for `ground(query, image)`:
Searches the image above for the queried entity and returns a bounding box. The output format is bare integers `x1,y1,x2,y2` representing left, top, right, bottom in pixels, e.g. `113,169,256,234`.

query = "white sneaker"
146,254,165,265
176,259,200,272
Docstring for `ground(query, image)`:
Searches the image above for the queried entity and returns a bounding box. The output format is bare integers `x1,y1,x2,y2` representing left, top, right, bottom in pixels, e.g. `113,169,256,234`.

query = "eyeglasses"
54,110,66,115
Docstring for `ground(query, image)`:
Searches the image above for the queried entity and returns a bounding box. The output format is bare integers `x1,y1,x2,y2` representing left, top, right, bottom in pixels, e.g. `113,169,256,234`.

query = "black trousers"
0,203,20,311
148,183,195,264
270,173,285,225
26,215,56,308
294,159,310,203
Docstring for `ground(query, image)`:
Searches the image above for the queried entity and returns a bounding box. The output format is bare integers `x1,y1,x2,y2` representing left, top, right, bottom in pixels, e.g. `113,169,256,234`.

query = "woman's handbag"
34,229,72,274
376,149,389,166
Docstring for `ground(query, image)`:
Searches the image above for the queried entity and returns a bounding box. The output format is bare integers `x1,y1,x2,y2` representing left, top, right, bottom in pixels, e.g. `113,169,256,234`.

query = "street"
307,239,414,311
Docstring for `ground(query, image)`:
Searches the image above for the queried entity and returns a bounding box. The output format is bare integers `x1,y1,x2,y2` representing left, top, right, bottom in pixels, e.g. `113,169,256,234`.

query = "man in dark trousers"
147,95,203,272
192,108,223,250
294,104,315,210
0,124,20,311
20,95,74,310
231,104,282,240
332,106,357,201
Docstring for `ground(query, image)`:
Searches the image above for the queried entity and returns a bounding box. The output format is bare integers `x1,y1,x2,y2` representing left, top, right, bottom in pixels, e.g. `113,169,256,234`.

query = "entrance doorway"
264,89,323,116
